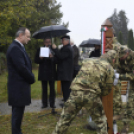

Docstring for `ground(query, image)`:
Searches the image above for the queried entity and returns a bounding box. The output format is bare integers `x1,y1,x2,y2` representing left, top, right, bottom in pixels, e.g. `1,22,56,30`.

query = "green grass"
0,69,62,103
31,69,42,100
0,72,8,102
0,109,134,134
0,109,97,134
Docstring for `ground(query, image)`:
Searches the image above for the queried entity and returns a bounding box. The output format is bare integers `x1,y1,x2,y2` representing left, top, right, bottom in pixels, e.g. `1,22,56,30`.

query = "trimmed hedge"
0,52,6,75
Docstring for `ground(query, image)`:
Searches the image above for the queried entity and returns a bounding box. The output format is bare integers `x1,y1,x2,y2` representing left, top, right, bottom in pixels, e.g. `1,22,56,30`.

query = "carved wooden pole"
101,19,114,134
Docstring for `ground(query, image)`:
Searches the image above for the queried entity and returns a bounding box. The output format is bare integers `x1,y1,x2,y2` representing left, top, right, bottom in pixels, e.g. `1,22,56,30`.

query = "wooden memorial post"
57,81,62,94
101,19,114,134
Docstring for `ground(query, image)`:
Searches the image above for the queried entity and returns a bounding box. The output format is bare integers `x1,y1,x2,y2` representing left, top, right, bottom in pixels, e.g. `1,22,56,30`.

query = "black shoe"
50,104,56,108
51,109,57,114
41,104,48,109
84,122,97,131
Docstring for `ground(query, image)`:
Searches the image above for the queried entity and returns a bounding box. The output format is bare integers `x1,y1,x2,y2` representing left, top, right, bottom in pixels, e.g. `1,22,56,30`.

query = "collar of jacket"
13,40,23,48
63,44,70,48
71,44,75,47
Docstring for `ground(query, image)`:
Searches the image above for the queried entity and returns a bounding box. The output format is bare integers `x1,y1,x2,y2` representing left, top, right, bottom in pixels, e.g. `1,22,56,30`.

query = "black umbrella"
79,39,101,47
32,25,70,39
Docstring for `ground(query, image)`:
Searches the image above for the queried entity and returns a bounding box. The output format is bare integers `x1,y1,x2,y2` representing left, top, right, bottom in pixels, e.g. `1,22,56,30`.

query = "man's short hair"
15,27,27,38
61,35,70,40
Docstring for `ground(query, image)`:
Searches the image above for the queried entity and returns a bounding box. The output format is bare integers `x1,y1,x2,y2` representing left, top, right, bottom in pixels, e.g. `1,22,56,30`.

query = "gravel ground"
0,95,127,115
0,98,63,115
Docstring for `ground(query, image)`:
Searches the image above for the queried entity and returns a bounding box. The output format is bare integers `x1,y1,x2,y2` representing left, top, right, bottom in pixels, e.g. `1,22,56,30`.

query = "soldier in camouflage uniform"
117,50,134,132
52,50,119,134
112,37,124,117
112,37,134,132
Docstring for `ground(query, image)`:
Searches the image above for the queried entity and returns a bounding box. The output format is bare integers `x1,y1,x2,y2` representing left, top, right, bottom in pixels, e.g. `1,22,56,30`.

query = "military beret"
61,35,70,39
119,46,130,58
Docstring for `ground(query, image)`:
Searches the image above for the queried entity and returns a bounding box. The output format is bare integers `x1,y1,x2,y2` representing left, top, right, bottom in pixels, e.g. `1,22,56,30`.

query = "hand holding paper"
39,47,49,57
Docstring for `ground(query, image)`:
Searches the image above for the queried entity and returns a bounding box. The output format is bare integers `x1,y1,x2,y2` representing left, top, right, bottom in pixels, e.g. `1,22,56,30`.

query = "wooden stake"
101,18,114,134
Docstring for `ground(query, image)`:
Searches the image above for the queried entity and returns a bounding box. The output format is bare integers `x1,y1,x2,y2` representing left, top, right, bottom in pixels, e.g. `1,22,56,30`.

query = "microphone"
49,45,55,55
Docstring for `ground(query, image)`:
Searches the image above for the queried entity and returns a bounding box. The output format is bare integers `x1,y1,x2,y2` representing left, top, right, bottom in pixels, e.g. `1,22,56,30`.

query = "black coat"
72,45,79,66
6,40,35,106
34,47,57,81
52,44,73,81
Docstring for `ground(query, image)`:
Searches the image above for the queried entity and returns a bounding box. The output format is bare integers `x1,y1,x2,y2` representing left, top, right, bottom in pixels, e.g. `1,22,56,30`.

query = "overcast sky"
56,0,134,46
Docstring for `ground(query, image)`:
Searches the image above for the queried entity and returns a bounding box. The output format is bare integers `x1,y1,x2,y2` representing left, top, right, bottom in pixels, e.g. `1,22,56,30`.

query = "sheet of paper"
39,47,49,57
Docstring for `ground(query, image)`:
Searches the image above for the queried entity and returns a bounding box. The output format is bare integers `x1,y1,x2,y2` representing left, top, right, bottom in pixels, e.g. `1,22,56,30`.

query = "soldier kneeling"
52,50,119,134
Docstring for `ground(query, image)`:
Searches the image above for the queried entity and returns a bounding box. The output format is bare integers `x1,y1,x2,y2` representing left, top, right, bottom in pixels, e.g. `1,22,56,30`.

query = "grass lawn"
0,109,134,134
0,109,97,134
0,69,62,103
0,71,8,102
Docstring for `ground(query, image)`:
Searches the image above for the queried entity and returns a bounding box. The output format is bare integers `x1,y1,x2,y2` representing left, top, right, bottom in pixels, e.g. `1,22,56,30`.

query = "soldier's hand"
115,73,119,79
113,78,118,86
49,54,53,57
114,70,117,73
114,69,119,79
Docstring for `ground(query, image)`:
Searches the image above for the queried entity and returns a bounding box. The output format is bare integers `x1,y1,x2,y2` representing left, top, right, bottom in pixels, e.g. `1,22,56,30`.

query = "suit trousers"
41,80,55,106
12,106,25,134
61,81,71,102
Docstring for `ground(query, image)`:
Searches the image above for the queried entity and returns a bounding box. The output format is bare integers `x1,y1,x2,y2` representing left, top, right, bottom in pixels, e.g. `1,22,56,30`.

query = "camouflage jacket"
113,37,134,72
70,58,114,96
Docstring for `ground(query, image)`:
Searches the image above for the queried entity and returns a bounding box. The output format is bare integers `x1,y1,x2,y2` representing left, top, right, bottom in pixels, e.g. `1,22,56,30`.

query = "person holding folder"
35,37,57,108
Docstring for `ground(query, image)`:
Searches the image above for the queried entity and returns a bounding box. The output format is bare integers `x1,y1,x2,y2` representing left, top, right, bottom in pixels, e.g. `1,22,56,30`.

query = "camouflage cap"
100,50,119,67
119,46,131,59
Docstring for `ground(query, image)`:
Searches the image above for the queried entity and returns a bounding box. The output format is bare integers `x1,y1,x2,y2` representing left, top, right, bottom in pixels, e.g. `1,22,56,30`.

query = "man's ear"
113,59,115,63
19,33,24,39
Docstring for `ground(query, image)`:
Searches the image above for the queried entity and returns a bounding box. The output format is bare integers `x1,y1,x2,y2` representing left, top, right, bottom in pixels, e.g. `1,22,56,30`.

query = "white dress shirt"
15,39,24,48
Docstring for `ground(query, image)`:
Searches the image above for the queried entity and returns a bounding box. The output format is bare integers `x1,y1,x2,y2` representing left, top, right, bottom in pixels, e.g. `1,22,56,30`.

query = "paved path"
0,95,127,116
0,98,63,115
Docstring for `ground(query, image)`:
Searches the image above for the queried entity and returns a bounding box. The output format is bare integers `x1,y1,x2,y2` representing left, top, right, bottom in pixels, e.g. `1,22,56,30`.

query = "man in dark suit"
70,40,80,78
52,35,73,102
6,27,35,134
34,37,57,108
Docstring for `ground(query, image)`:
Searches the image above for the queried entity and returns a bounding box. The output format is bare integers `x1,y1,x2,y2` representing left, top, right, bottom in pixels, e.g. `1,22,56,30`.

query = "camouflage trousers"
52,90,108,134
113,81,134,124
113,80,122,116
113,80,131,124
123,81,134,122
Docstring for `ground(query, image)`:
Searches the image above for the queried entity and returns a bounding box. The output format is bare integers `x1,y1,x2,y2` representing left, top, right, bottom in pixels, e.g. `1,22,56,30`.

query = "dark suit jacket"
6,40,35,106
52,44,73,81
34,47,57,81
